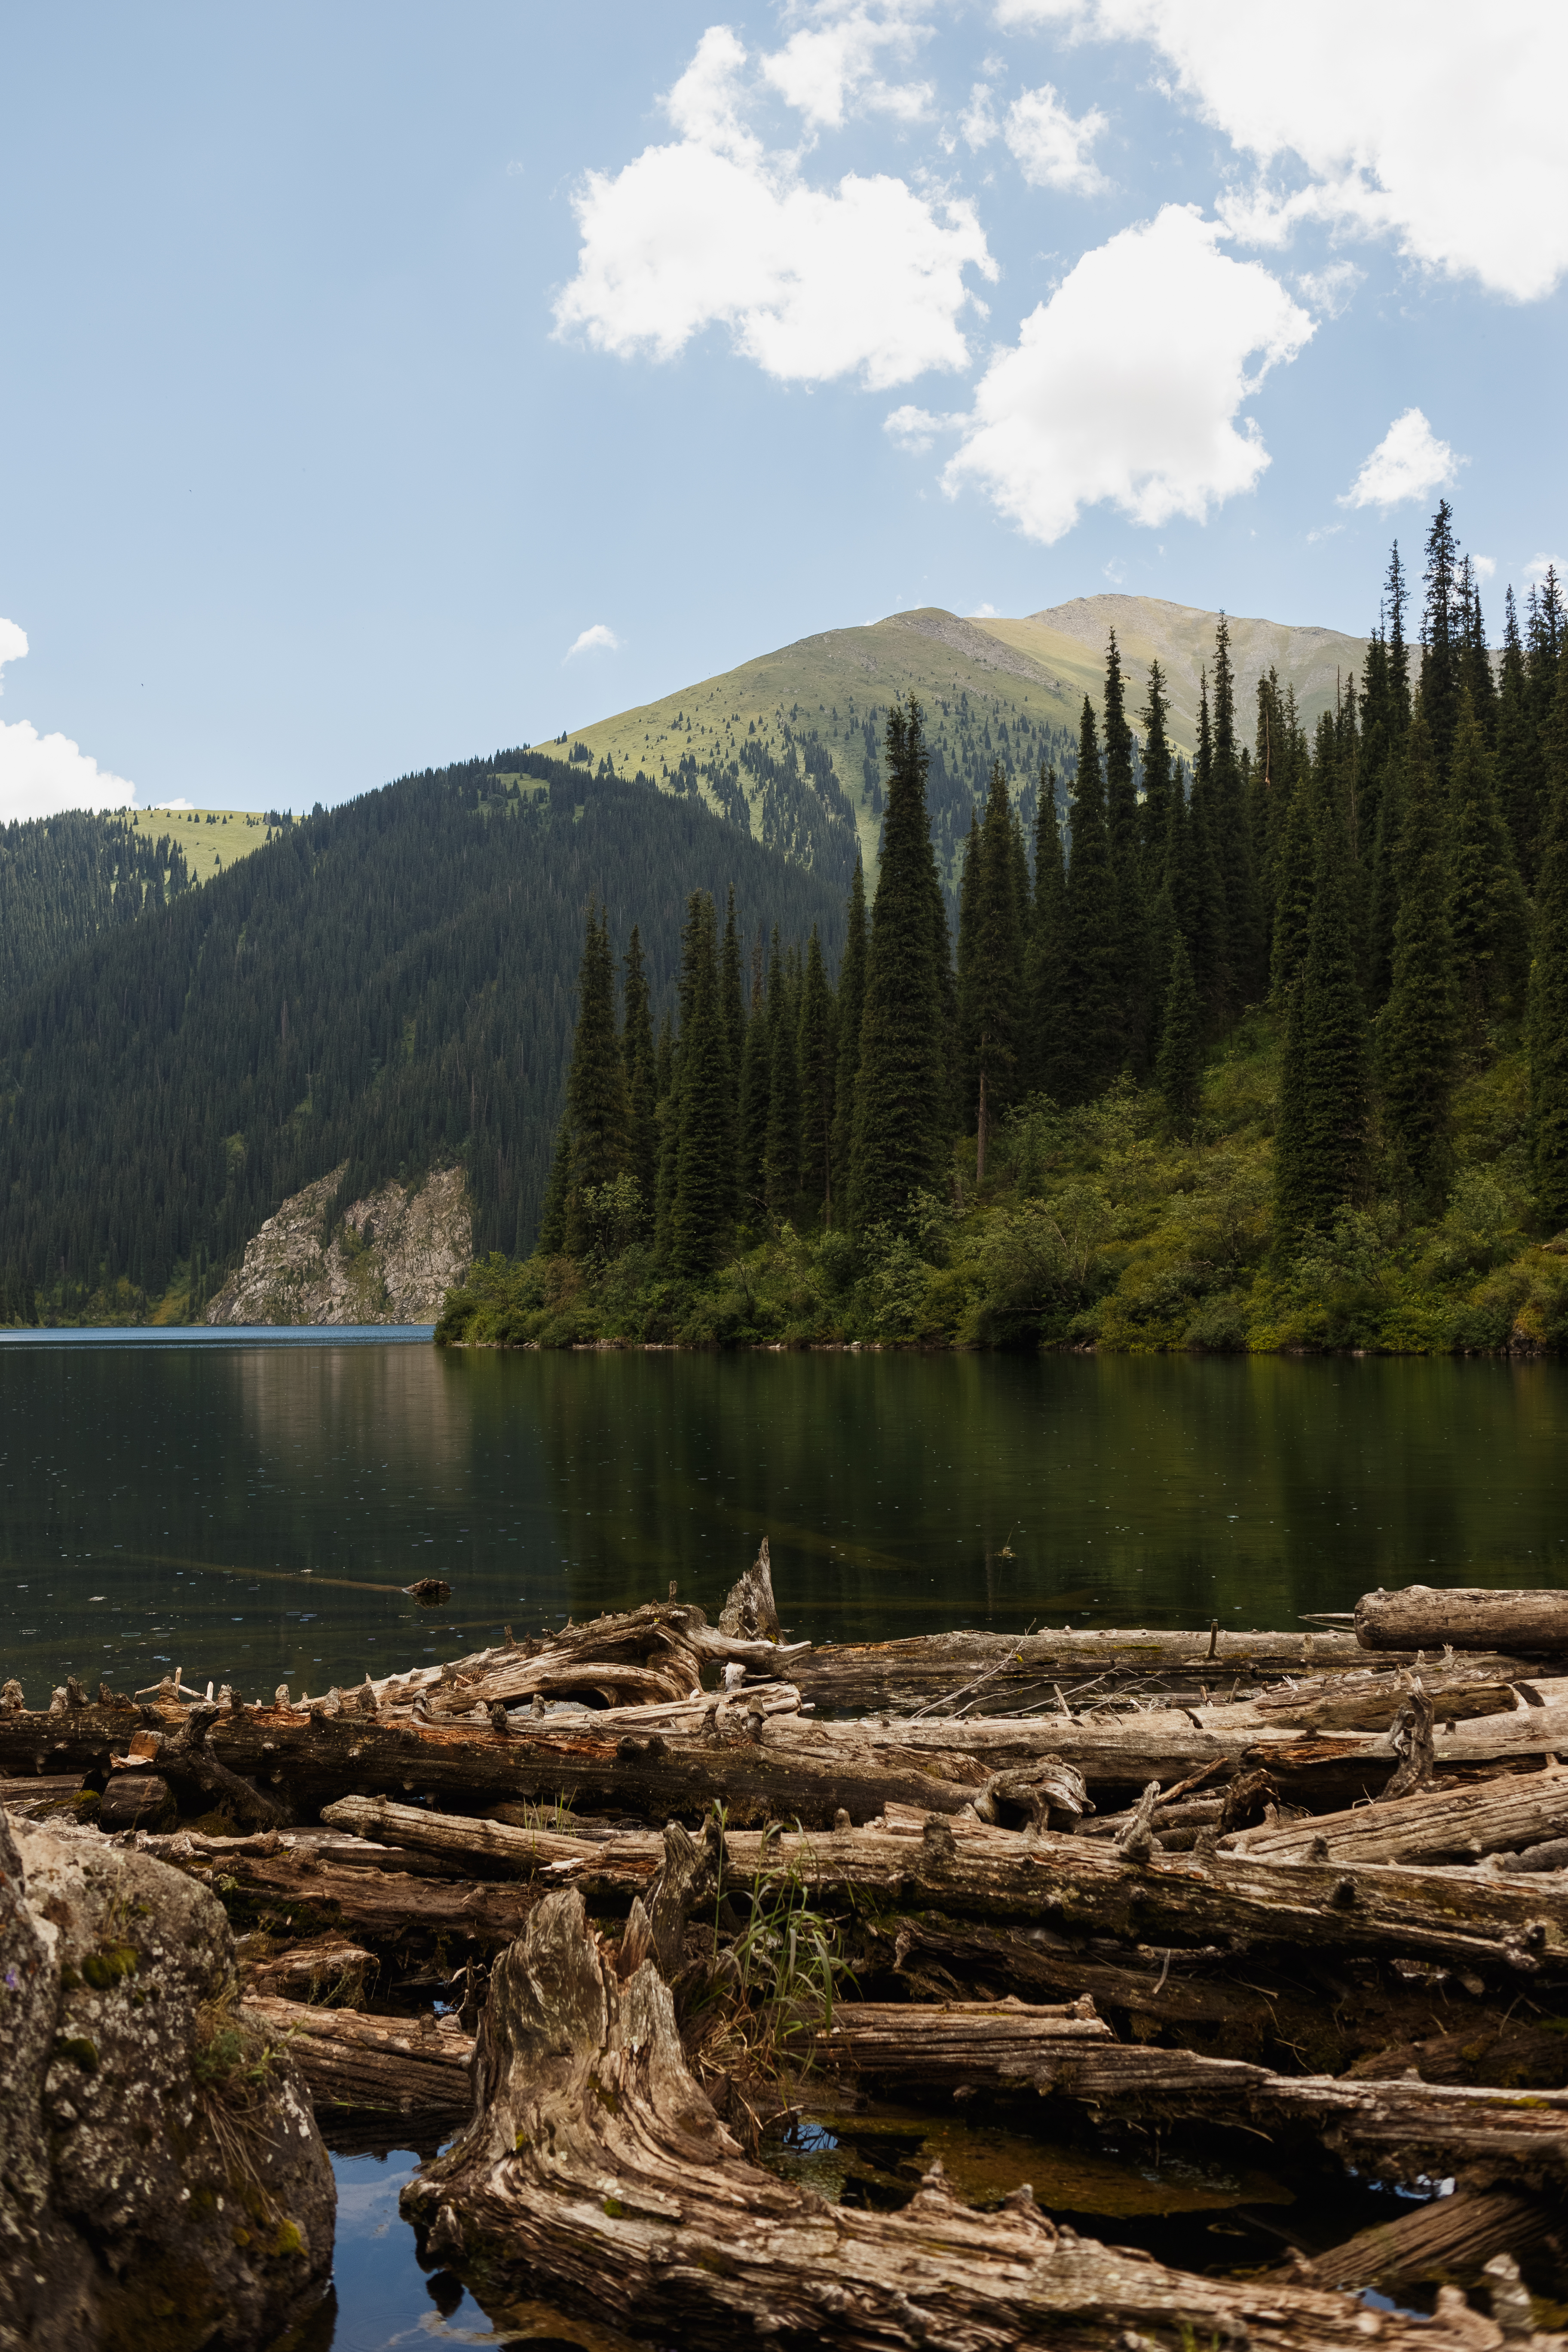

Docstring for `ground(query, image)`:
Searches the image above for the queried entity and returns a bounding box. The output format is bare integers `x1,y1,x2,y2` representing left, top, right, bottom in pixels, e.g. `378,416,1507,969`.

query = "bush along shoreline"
438,507,1568,1356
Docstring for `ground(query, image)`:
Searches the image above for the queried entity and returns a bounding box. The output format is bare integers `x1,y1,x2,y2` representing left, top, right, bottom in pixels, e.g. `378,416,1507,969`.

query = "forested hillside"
442,514,1568,1357
0,755,844,1324
0,812,194,999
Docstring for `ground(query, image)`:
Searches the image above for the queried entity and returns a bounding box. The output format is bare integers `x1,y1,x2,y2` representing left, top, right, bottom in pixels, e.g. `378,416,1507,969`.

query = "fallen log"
1304,2187,1559,2291
1225,1764,1568,1867
1358,1586,1568,1655
398,1886,1501,2352
880,1917,1278,2035
206,1847,543,1948
812,2000,1568,2189
242,1931,379,2004
315,1793,1568,1976
243,1994,474,2116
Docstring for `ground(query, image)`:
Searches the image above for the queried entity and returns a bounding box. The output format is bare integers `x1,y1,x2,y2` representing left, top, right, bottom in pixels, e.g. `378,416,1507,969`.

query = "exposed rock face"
206,1162,470,1326
0,1810,334,2352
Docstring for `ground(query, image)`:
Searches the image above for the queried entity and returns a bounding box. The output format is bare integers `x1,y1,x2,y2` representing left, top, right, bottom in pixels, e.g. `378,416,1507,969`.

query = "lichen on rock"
205,1163,470,1326
0,1809,334,2351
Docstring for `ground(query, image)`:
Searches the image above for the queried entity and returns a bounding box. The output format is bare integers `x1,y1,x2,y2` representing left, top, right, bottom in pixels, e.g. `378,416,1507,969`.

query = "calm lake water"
4,1334,1565,2349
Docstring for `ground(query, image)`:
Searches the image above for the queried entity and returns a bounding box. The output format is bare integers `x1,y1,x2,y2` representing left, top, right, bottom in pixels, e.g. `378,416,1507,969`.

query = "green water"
3,1333,1565,1701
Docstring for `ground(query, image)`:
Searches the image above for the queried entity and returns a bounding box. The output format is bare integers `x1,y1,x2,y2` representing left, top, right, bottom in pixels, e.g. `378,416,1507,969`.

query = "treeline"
0,757,844,1323
459,505,1568,1347
0,812,193,999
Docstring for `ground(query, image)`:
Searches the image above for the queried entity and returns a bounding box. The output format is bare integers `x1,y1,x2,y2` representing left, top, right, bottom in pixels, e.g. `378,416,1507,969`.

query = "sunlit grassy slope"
125,805,276,884
552,596,1372,888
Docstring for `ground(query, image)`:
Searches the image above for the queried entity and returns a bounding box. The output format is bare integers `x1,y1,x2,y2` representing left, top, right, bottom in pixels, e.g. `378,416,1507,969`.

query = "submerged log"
243,1994,474,2116
399,1886,1492,2352
1358,1586,1568,1655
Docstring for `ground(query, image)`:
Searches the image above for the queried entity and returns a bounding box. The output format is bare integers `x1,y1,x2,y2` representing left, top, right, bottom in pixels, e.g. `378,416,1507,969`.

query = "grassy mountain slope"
557,597,1370,899
125,805,276,884
0,756,845,1324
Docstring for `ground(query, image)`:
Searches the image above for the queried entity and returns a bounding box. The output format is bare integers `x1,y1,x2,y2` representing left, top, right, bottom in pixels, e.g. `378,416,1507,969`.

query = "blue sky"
1,1,1564,818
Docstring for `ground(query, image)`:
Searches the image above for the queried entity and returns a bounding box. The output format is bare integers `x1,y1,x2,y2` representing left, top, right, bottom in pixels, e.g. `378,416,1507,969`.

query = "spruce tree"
1269,764,1317,1007
1184,671,1230,1031
1418,499,1463,779
1273,810,1369,1259
1495,587,1540,884
1139,661,1174,877
848,695,949,1232
1210,614,1263,1006
1446,685,1529,1040
1378,708,1458,1217
1156,931,1201,1129
1056,698,1122,1102
1528,641,1568,1231
622,924,658,1236
1025,766,1068,1097
737,989,772,1221
958,760,1024,1179
560,906,631,1257
830,861,867,1204
1460,560,1497,743
796,927,837,1223
1104,631,1151,1070
764,944,802,1218
720,886,746,1085
668,891,732,1278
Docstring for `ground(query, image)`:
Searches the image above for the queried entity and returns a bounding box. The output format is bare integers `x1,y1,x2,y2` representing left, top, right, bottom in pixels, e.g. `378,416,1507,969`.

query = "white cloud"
883,401,956,452
1473,555,1496,583
1292,260,1363,318
968,601,999,617
1524,554,1565,591
759,2,934,129
995,0,1568,301
151,797,196,808
565,624,622,659
962,75,1109,192
0,618,138,820
1338,408,1461,511
943,205,1311,544
553,25,995,389
0,721,137,822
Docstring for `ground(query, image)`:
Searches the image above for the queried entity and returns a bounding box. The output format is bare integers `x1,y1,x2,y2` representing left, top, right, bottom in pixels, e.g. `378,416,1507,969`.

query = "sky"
1,0,1565,820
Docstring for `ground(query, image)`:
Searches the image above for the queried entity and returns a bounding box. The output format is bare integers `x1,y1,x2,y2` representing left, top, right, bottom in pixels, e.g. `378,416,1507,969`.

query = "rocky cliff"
205,1164,471,1326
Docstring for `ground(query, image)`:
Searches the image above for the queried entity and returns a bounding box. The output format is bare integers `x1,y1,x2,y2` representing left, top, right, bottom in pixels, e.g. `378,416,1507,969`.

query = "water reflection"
0,1339,1564,1700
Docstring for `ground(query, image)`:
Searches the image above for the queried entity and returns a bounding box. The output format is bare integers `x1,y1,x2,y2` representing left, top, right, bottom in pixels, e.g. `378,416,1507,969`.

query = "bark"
1357,1586,1568,1655
717,1537,782,1643
316,1794,1568,1977
1225,1764,1568,1867
1304,2187,1558,2291
398,1885,1490,2352
242,1995,474,2119
210,1847,542,1948
242,1932,378,2004
811,2000,1568,2189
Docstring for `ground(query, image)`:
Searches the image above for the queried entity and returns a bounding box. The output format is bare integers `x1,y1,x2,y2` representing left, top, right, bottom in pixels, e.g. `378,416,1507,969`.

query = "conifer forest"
440,507,1568,1355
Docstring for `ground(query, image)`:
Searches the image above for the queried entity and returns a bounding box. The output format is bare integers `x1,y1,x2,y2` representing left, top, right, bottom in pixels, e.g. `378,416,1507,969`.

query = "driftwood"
399,1886,1520,2352
242,1931,378,2004
1225,1764,1568,1866
243,1994,474,2116
812,1998,1568,2189
1358,1586,1568,1654
1305,2188,1562,2291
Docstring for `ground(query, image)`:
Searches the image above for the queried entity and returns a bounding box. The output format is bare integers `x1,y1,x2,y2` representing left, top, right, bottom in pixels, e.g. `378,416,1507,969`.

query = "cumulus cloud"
942,205,1311,544
1524,554,1565,591
882,401,957,452
1473,555,1496,583
1293,260,1363,318
968,601,1000,617
1338,408,1461,511
963,76,1109,192
995,0,1568,300
0,619,138,821
759,0,935,129
553,25,995,389
565,624,622,659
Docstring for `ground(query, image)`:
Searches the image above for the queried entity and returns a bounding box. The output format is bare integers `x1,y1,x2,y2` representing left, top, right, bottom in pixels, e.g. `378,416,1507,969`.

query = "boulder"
0,1809,334,2351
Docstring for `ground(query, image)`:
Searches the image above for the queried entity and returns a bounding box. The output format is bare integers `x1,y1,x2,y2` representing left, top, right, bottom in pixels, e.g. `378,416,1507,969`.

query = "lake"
3,1333,1565,2348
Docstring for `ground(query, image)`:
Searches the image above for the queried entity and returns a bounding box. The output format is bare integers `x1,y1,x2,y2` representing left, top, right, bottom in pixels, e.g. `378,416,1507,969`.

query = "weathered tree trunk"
1357,1586,1568,1655
1304,2187,1558,2291
1225,1763,1568,1867
812,2000,1568,2188
243,1995,474,2117
398,1887,1488,2352
243,1932,378,2004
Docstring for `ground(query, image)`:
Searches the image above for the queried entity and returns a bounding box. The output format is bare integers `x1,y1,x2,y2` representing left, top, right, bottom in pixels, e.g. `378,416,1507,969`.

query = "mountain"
0,753,845,1323
555,595,1372,897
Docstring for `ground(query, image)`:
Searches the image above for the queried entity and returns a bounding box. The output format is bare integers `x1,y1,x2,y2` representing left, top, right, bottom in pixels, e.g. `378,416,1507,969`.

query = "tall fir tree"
764,942,802,1217
796,926,837,1223
1378,708,1458,1217
720,887,746,1087
1269,760,1317,1007
1528,641,1568,1231
621,924,658,1236
668,891,733,1278
1139,661,1175,878
1419,499,1463,780
559,905,631,1257
1210,614,1263,1007
1025,766,1068,1097
1460,559,1498,744
1103,630,1152,1071
958,760,1024,1181
1495,586,1541,885
1445,685,1529,1041
1272,809,1369,1259
1156,931,1202,1130
830,861,867,1204
1184,671,1231,1032
1057,698,1123,1102
848,695,950,1231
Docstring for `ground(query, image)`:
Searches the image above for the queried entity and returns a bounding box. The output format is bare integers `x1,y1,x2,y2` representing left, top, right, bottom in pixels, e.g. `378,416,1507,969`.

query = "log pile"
5,1557,1568,2345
